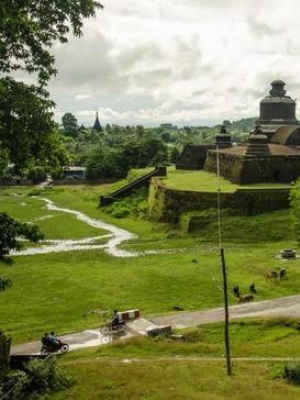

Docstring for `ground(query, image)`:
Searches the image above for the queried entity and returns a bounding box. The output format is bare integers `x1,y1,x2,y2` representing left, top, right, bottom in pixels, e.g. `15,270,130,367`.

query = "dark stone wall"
204,152,300,184
176,145,214,170
148,178,290,223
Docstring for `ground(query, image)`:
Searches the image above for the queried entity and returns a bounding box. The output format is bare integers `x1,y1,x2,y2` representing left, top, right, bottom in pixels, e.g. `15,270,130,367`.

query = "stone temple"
178,80,300,184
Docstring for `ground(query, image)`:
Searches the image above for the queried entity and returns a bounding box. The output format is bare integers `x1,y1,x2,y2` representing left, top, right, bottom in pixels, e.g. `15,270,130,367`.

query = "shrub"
0,332,11,376
1,370,31,400
0,357,74,399
282,362,300,385
105,188,149,219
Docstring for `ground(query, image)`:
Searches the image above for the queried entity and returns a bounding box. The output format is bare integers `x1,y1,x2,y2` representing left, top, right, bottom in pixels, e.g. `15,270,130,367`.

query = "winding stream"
12,197,147,258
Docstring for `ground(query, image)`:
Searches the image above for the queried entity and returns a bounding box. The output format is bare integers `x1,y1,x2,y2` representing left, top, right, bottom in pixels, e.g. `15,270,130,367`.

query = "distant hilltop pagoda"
93,111,103,132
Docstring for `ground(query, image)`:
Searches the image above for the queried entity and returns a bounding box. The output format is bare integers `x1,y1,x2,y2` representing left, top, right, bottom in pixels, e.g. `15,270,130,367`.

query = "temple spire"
93,111,103,132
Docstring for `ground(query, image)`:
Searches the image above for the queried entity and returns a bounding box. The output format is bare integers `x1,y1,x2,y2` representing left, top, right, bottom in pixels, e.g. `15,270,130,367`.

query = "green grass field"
49,320,300,400
1,170,300,399
0,177,299,342
50,358,300,400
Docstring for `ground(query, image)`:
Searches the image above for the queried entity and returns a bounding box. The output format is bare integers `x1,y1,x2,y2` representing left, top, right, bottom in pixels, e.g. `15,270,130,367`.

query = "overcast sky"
47,0,300,127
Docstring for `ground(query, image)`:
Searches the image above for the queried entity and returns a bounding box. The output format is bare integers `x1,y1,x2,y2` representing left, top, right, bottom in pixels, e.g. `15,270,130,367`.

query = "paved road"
10,294,300,356
150,294,300,328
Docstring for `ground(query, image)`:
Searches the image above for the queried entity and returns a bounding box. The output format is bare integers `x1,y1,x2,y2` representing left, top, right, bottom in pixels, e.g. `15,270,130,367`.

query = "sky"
46,0,300,127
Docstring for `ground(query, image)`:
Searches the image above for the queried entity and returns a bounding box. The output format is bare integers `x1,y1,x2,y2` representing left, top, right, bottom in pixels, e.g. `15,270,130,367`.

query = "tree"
170,146,180,164
0,212,43,296
85,146,126,179
0,212,43,266
61,113,79,138
0,77,68,175
0,0,103,174
0,0,104,86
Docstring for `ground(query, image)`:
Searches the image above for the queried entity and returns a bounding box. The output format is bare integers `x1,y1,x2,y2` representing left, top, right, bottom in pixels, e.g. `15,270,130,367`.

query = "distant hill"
228,117,257,133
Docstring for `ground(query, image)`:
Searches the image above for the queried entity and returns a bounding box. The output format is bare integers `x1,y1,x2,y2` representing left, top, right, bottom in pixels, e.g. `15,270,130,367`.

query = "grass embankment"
51,358,300,400
49,318,300,400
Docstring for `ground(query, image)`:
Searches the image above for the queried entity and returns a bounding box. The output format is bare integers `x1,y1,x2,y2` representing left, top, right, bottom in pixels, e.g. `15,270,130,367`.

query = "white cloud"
75,94,92,100
47,0,300,127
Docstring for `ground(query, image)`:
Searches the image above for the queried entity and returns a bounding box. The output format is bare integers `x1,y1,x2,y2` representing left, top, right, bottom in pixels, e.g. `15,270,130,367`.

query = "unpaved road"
11,294,300,356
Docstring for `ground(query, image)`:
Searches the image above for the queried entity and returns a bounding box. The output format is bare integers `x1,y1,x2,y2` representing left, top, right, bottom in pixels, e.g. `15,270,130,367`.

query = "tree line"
52,113,255,181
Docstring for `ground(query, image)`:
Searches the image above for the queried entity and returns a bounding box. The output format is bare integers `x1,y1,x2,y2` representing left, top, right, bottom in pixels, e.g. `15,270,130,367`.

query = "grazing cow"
266,270,278,281
233,285,240,298
238,294,254,303
249,282,257,294
267,268,287,281
279,268,287,280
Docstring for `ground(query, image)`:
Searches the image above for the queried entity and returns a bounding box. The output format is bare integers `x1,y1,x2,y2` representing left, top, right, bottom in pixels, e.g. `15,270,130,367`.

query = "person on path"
110,310,122,330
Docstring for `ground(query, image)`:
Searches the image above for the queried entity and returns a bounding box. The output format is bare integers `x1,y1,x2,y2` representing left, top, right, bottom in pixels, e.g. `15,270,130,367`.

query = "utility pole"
220,247,232,375
216,144,232,376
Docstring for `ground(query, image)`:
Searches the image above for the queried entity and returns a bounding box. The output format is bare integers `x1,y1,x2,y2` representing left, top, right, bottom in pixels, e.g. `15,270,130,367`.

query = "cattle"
238,294,254,303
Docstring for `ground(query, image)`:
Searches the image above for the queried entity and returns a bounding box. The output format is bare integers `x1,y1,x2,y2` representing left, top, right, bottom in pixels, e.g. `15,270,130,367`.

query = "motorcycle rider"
41,332,50,346
41,332,59,350
110,310,122,330
48,332,60,348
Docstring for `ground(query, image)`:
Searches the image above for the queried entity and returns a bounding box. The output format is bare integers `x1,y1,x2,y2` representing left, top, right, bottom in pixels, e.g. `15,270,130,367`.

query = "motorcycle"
41,339,69,355
100,320,126,335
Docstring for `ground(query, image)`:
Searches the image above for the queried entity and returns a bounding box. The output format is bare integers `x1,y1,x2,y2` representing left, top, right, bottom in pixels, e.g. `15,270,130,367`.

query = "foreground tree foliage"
0,212,43,266
0,356,73,400
0,78,69,176
0,0,103,176
0,0,103,86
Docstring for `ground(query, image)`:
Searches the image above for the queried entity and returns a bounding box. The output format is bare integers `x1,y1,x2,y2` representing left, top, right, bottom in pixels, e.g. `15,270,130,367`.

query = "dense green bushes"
105,188,149,219
0,357,73,400
283,362,300,385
